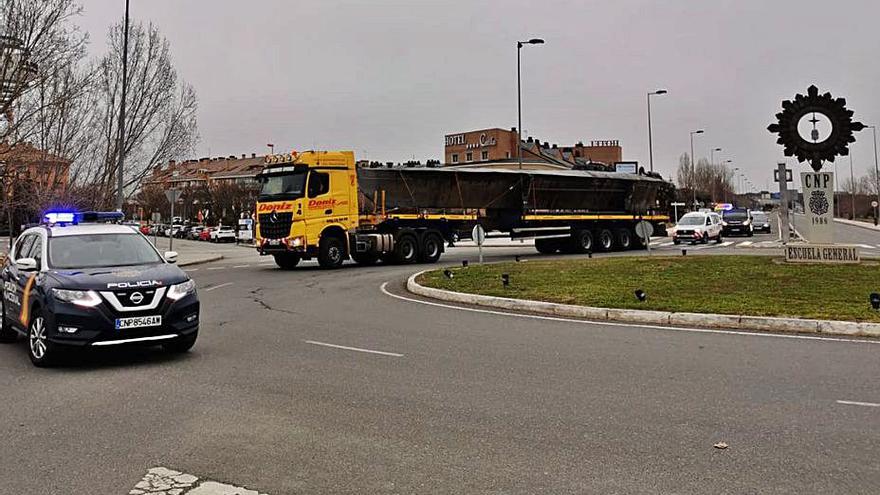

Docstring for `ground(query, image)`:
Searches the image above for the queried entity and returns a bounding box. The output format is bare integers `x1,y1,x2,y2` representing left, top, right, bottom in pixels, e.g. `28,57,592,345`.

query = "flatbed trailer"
254,151,672,269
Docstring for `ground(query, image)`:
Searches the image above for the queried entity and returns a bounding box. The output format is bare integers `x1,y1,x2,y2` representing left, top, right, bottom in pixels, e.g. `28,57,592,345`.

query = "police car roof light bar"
42,210,125,226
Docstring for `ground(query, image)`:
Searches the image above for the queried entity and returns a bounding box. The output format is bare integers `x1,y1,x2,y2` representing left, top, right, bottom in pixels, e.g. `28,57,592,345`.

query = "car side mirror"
15,257,38,272
164,251,178,264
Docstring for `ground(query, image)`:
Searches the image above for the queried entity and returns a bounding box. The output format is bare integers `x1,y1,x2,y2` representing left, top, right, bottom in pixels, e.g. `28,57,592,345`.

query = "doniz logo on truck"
307,199,347,209
257,202,295,213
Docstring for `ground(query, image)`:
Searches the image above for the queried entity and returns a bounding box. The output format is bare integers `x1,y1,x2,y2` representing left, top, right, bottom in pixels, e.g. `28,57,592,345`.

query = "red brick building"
0,141,70,192
443,127,624,170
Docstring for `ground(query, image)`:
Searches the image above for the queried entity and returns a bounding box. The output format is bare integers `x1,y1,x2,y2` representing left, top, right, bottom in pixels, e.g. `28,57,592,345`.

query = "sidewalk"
835,217,880,232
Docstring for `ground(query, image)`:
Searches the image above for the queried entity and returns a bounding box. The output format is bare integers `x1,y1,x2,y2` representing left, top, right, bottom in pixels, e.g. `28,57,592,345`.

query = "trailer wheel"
596,229,614,251
615,228,633,250
393,233,419,264
318,236,346,269
273,253,300,270
535,238,560,254
418,232,443,263
567,230,593,254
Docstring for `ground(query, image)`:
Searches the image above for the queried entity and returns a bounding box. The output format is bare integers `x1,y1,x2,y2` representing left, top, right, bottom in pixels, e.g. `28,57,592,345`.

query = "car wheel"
162,332,197,354
28,310,57,367
273,253,300,270
0,296,17,343
716,233,723,244
318,236,346,269
701,233,709,244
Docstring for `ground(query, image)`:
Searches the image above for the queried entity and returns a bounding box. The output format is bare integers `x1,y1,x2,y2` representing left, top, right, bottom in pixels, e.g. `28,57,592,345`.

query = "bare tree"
78,21,198,207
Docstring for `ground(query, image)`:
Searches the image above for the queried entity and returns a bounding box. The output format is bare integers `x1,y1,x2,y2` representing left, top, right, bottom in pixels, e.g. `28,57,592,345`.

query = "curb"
835,217,880,232
405,271,880,339
179,254,224,267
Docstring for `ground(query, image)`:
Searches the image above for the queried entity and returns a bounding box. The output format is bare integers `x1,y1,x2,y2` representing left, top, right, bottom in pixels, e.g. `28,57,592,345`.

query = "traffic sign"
471,225,486,246
635,221,654,239
670,202,686,206
151,212,161,223
165,189,182,203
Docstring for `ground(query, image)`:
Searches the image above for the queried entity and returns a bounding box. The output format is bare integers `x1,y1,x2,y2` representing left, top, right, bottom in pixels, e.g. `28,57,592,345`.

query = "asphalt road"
793,213,880,248
1,241,878,494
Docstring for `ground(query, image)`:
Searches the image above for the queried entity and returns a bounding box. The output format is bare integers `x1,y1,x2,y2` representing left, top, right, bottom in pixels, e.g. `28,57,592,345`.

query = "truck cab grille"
258,212,293,239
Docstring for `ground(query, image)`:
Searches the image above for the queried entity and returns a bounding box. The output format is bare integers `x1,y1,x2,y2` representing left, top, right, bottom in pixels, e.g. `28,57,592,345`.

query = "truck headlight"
291,236,304,247
52,289,102,307
167,280,196,301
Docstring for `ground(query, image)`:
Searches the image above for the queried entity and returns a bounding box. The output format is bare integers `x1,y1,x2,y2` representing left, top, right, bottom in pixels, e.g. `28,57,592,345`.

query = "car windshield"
258,171,307,200
723,211,749,221
677,215,705,226
48,233,164,269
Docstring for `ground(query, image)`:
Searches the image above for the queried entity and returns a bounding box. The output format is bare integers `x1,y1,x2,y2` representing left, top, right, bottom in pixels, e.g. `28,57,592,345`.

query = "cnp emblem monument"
767,85,866,261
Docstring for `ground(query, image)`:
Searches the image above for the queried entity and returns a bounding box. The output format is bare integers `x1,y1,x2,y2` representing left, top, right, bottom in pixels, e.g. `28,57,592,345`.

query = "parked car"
188,226,205,240
721,208,754,237
213,226,236,243
165,224,183,238
751,211,771,233
199,228,214,241
671,211,723,245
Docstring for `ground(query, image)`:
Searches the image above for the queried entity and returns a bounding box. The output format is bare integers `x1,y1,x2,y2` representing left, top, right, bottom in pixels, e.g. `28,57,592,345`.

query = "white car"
164,224,183,237
212,226,236,243
671,212,723,245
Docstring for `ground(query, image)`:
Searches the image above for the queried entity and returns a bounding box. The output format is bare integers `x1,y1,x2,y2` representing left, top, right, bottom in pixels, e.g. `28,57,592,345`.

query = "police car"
0,212,200,366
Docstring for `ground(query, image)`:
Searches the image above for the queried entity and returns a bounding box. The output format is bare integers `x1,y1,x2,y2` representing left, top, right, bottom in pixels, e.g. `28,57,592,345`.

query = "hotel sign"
445,132,497,149
784,244,859,264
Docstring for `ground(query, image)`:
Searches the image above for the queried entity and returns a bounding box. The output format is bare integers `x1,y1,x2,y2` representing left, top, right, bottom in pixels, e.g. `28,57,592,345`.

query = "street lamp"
849,153,856,220
646,89,667,173
517,38,544,170
115,0,130,213
868,125,880,225
690,129,704,209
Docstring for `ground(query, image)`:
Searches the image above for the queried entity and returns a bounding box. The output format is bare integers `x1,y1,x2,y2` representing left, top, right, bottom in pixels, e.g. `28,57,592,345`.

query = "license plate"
268,239,281,245
115,315,162,330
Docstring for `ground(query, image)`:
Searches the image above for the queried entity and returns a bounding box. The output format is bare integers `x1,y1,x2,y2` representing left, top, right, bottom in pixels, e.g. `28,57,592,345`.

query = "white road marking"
204,282,234,292
857,244,875,250
208,267,224,270
131,466,267,495
718,241,734,247
836,400,880,408
379,282,880,346
658,241,674,247
738,241,753,247
304,339,404,357
184,268,199,272
233,264,250,268
259,262,275,265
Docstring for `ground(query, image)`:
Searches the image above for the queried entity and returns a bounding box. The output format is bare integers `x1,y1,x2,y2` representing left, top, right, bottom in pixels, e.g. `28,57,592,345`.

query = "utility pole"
646,89,667,173
690,129,704,209
115,0,130,212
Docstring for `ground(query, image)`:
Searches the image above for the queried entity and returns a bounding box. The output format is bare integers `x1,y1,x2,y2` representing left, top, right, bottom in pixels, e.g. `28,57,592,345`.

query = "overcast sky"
77,0,880,191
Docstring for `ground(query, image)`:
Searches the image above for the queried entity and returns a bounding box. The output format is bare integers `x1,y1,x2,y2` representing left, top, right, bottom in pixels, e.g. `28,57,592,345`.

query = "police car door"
3,233,37,327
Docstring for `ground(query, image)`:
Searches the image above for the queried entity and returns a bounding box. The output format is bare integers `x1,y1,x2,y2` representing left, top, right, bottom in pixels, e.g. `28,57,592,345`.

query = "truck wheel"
0,296,16,343
273,253,300,270
615,228,632,250
418,233,443,263
393,234,419,264
318,236,346,269
568,230,593,254
352,251,379,266
596,229,614,251
535,238,559,254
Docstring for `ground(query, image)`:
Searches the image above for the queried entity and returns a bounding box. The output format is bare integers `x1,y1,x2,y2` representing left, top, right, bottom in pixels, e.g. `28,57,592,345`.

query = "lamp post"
710,147,722,167
690,129,704,209
646,89,667,173
115,0,130,213
517,38,544,170
849,153,856,220
869,125,880,225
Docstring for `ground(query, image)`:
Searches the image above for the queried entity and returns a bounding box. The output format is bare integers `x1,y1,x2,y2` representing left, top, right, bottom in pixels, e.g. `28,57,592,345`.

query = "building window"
481,150,489,161
506,151,511,159
452,154,459,163
466,152,473,162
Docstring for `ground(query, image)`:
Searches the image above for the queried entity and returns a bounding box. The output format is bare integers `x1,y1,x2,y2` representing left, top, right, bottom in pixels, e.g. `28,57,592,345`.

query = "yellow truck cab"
255,151,360,268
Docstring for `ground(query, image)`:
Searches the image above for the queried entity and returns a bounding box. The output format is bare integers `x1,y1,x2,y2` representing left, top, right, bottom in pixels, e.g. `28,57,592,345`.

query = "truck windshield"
258,171,307,200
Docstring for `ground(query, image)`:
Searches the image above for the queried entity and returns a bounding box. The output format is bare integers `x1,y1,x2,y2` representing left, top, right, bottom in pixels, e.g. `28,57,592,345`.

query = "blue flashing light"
44,211,76,224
